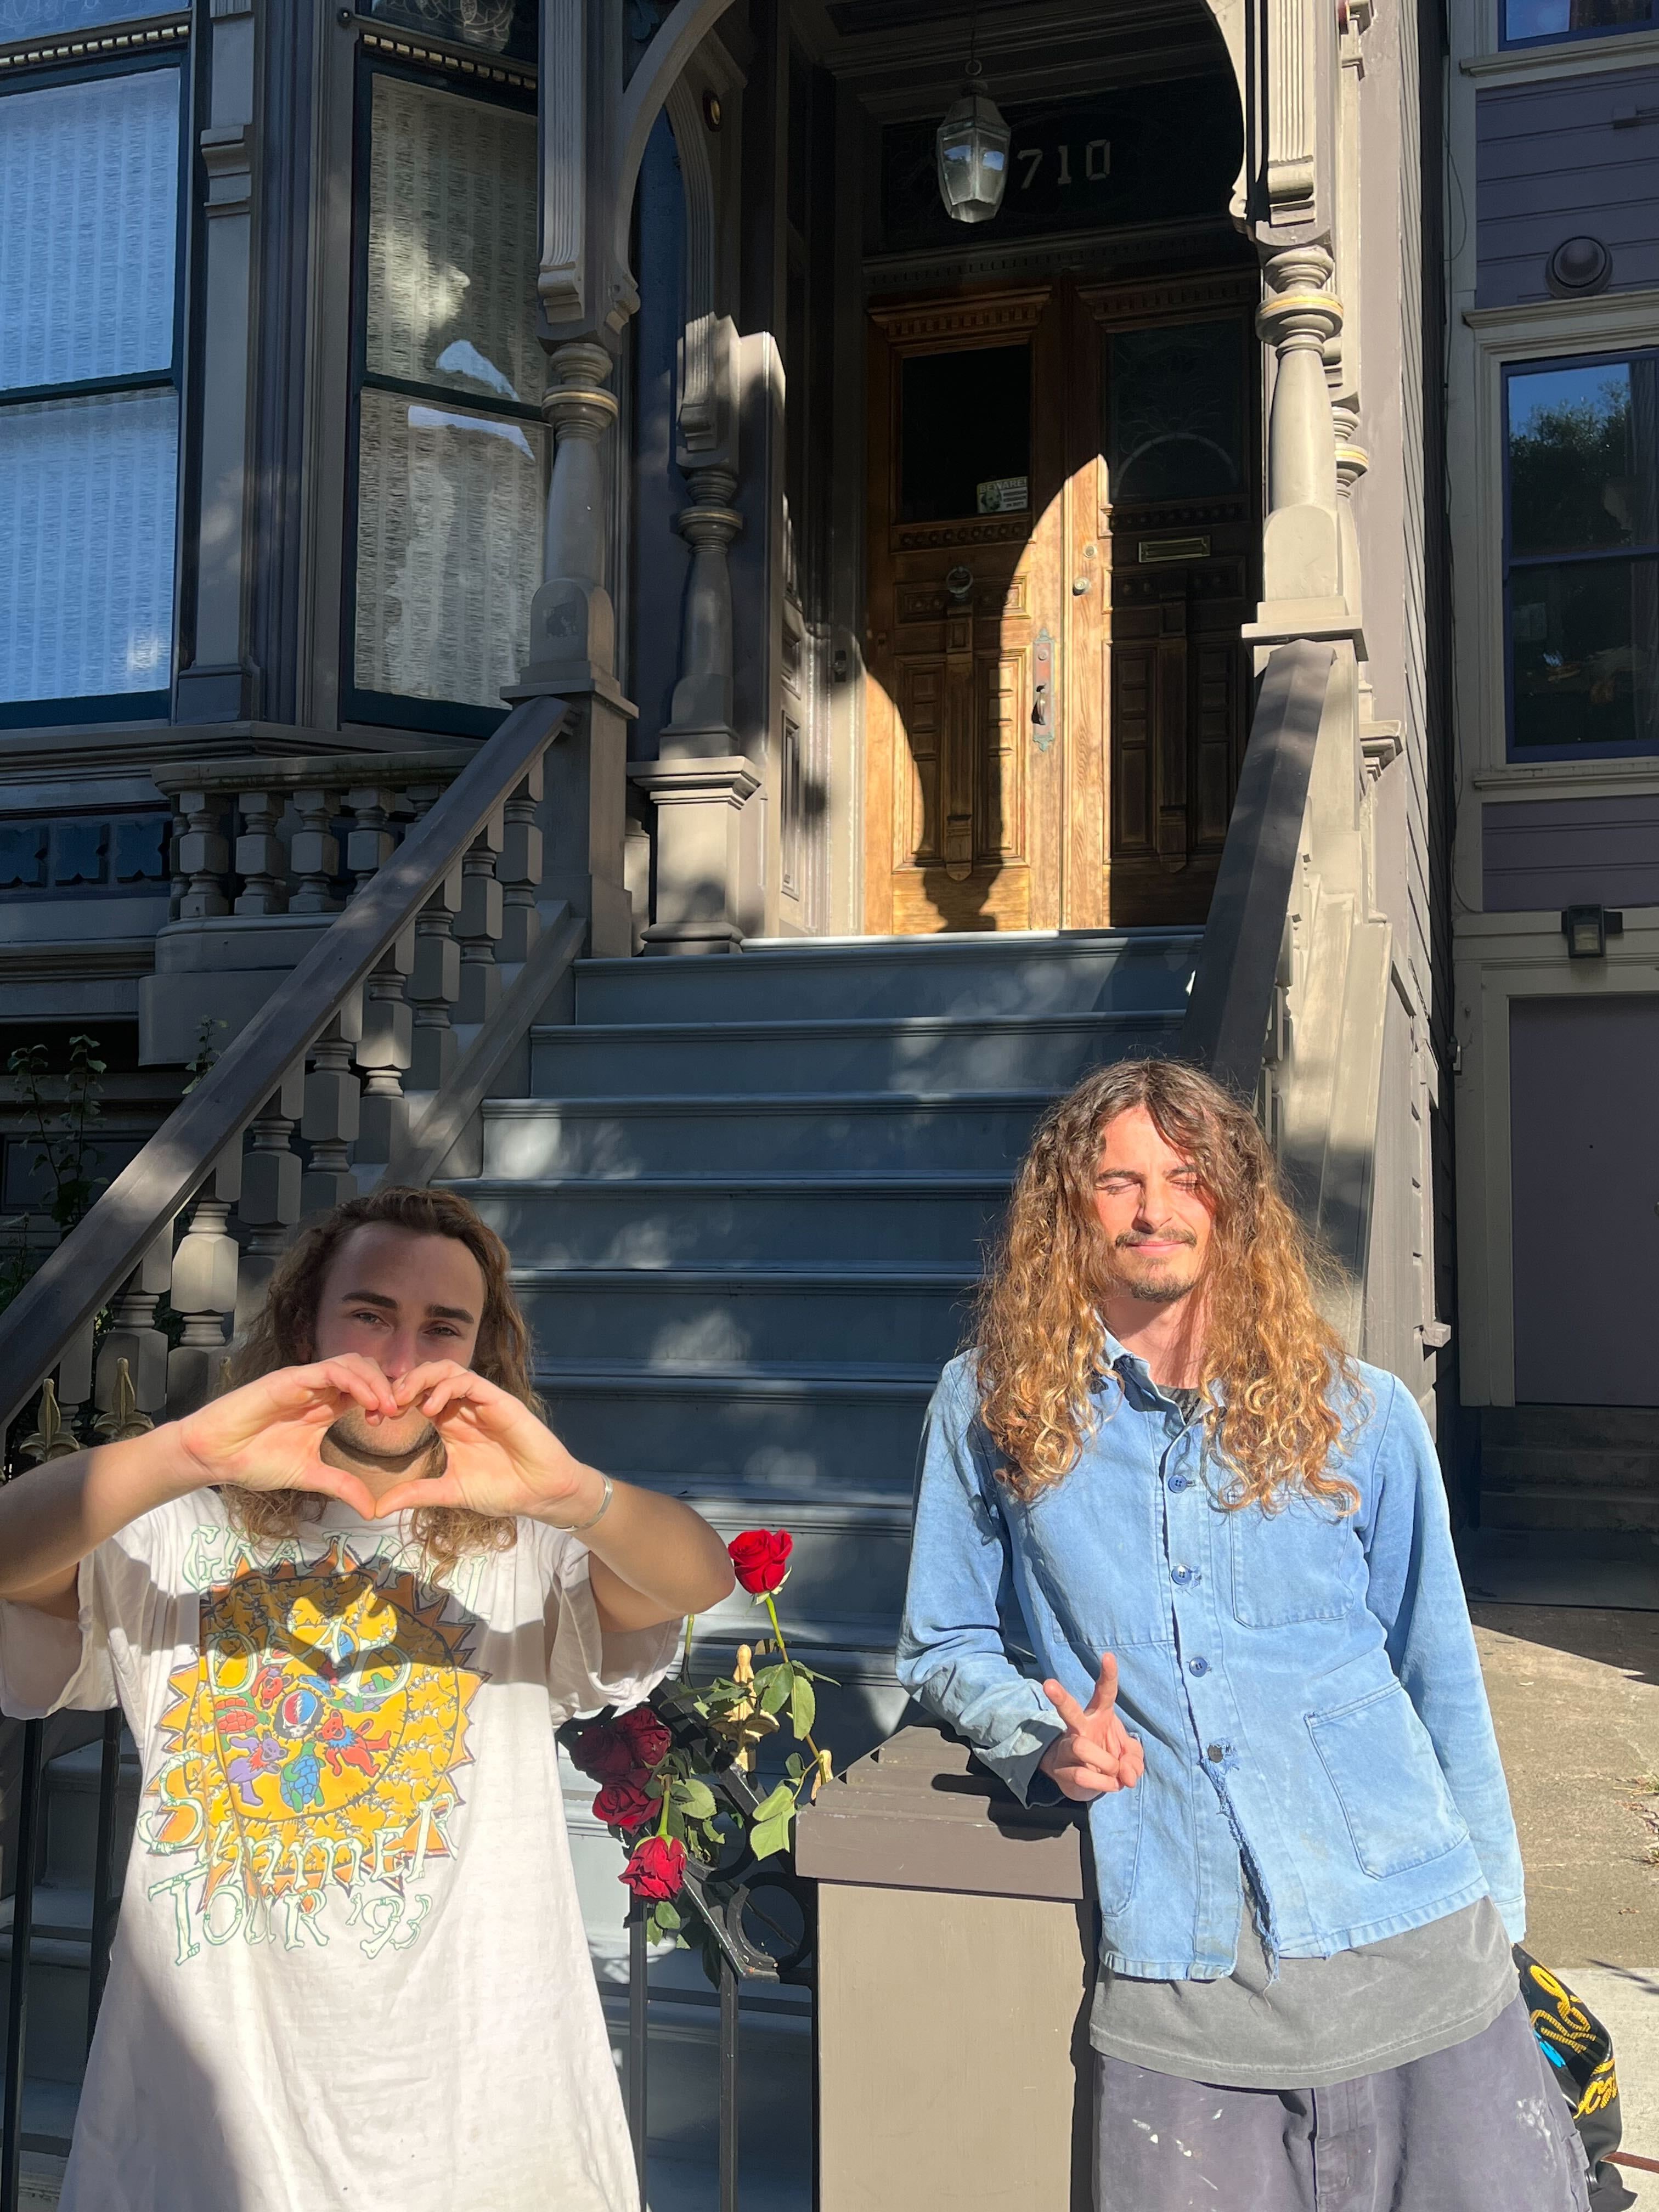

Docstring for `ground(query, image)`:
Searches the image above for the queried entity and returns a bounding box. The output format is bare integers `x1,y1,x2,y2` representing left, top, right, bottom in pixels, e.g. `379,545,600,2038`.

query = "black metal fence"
1,1706,814,2212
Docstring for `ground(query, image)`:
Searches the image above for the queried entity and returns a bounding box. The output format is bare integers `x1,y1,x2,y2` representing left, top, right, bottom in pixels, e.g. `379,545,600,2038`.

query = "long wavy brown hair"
975,1058,1360,1513
222,1185,539,1572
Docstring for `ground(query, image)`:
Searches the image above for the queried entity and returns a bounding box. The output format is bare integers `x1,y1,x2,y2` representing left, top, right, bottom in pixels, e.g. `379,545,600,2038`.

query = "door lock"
1031,627,1056,752
945,565,974,603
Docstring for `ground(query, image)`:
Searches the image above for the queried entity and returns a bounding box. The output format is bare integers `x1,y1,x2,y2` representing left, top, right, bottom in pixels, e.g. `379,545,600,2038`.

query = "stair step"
485,1090,1054,1176
572,927,1200,1024
514,1265,971,1368
1480,1487,1659,1533
458,1174,1010,1267
1483,1446,1659,1494
531,1010,1178,1097
1485,1405,1659,1450
536,1361,933,1490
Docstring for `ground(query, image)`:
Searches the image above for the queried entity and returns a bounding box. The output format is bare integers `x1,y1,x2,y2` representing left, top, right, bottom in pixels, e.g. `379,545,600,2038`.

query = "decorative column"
632,462,760,952
509,340,636,958
97,1228,174,1422
167,1149,243,1413
1251,244,1346,633
236,1066,306,1329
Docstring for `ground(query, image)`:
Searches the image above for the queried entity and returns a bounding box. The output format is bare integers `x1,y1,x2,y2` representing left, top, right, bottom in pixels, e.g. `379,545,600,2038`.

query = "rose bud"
569,1721,642,1784
620,1834,688,1901
614,1705,673,1769
593,1780,656,1831
728,1528,794,1596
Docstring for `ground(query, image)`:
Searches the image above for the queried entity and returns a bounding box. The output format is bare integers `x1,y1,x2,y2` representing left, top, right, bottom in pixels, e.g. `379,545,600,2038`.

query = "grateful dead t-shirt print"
142,1539,485,1963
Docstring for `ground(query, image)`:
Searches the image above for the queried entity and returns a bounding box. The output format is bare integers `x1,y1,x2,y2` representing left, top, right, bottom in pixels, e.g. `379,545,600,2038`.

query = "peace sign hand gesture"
1038,1652,1146,1802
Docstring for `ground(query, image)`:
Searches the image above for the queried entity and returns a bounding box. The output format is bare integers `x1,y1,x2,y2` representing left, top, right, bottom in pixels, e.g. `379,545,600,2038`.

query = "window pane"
1509,359,1659,555
354,388,546,707
0,69,179,393
356,0,537,60
1510,555,1659,749
1108,320,1244,504
0,391,177,702
898,345,1031,524
1503,0,1652,35
365,75,544,409
0,1,166,31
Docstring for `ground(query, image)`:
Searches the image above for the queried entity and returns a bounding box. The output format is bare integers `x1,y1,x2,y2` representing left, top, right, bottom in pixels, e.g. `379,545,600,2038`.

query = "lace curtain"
356,74,545,708
0,69,179,703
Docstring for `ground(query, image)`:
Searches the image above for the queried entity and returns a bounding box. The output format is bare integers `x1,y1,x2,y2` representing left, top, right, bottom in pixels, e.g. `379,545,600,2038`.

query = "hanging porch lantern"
935,65,1010,225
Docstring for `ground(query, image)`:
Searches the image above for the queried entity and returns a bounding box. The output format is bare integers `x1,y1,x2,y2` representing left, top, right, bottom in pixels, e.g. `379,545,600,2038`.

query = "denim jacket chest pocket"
1015,1442,1175,1650
1227,1487,1366,1628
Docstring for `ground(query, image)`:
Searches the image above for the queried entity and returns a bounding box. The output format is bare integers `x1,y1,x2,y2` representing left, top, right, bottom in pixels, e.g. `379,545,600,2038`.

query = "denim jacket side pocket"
1307,1680,1471,1878
1087,1766,1149,1914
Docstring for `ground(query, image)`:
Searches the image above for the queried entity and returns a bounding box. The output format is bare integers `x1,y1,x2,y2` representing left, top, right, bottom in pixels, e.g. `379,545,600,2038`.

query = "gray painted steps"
462,1173,1013,1267
573,927,1200,1024
484,1091,1056,1175
514,1265,971,1368
531,1011,1179,1096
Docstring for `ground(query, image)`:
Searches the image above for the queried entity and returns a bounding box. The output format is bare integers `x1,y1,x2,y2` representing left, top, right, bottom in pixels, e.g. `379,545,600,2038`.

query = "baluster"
175,790,230,919
455,814,505,1026
168,803,188,921
344,784,413,1163
237,1065,306,1328
55,1318,97,1451
405,778,462,1095
167,1148,243,1415
289,786,342,914
95,1225,173,1425
498,766,544,965
303,1009,363,1214
234,786,289,915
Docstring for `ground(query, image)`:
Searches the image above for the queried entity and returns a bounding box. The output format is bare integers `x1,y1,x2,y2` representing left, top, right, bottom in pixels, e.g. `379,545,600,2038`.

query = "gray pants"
1096,1993,1593,2211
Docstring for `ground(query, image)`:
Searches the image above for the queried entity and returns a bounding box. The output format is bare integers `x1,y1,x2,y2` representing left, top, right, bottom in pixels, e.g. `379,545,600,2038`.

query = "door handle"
1032,681,1052,730
1031,626,1056,752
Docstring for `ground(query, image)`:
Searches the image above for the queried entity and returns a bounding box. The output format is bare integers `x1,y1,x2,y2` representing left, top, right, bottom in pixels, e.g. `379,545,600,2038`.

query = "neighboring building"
1447,0,1659,1537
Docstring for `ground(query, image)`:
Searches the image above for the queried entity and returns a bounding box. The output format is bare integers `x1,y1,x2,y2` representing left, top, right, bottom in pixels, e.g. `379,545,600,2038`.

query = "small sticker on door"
977,477,1029,515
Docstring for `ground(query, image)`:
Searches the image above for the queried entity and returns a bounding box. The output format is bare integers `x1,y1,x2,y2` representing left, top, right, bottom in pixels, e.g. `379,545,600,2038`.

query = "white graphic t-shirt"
0,1490,678,2212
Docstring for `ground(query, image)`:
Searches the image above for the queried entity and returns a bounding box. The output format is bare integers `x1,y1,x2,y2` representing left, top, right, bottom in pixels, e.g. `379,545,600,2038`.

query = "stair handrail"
0,695,569,1438
1178,639,1336,1097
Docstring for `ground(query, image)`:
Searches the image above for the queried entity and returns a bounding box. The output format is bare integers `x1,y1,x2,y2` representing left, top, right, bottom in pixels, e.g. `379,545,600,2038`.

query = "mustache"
1113,1225,1199,1251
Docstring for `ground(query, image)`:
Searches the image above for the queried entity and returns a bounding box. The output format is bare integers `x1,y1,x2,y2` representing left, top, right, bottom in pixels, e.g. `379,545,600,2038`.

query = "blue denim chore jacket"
896,1343,1525,1980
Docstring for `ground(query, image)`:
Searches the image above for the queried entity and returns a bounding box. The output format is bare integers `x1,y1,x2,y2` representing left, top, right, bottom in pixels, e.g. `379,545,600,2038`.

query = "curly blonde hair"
222,1186,540,1572
975,1058,1360,1513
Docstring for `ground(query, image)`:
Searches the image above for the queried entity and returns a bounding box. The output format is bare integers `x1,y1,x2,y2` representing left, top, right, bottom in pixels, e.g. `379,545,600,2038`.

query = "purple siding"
1476,69,1659,306
1483,792,1659,909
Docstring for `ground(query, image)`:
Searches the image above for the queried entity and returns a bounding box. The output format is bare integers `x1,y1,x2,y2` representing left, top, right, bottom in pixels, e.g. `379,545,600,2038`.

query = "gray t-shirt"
1090,1386,1519,2089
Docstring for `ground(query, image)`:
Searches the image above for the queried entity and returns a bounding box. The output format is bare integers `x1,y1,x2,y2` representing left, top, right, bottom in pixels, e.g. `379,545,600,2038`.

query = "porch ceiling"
799,0,1229,104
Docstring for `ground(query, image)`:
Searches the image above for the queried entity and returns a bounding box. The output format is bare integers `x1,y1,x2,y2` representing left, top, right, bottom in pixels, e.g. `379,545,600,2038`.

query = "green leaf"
749,1782,793,1824
674,1776,717,1820
759,1665,792,1716
783,1753,805,1781
651,1900,681,1934
789,1673,816,1739
748,1814,792,1864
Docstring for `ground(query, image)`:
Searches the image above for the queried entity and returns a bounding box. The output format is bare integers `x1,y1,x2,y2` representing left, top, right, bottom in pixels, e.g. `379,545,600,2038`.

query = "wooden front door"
863,273,1257,935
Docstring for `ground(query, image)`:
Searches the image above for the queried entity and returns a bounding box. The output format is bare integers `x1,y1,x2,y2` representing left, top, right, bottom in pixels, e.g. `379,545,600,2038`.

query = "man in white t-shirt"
0,1184,735,2212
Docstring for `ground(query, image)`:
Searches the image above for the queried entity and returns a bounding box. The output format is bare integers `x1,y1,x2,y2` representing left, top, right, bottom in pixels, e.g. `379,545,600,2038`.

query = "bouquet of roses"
569,1527,832,1949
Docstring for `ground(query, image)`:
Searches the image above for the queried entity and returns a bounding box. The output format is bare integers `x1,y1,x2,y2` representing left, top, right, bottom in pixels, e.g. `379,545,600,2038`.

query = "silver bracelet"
569,1471,614,1533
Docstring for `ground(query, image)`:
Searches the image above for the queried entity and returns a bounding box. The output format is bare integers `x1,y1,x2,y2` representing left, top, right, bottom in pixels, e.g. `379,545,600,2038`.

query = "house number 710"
1017,139,1111,188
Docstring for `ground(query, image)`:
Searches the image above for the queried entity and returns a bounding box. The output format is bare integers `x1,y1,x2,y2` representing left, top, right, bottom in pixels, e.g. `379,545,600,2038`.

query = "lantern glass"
935,84,1011,225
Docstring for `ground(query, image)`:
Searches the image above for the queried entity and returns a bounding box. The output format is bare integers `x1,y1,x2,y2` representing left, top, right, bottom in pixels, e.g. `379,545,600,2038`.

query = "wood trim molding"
0,13,186,74
867,287,1052,350
358,24,535,91
1462,26,1659,81
1079,267,1258,326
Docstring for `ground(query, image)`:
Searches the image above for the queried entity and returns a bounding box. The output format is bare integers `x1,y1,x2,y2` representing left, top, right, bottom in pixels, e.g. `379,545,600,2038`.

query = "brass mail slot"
1137,535,1210,564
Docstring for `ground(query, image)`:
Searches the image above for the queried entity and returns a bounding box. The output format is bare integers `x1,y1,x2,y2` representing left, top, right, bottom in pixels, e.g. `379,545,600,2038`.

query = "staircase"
448,924,1199,2207
1480,1406,1659,1533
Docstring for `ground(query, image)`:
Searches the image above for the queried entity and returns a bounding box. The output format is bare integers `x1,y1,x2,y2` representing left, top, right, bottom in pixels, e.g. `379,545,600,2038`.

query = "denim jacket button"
1187,1657,1209,1677
1167,1473,1192,1492
1171,1565,1198,1587
1206,1742,1227,1762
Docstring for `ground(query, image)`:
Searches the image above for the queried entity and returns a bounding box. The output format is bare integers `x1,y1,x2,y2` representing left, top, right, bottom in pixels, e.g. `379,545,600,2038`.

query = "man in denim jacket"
898,1059,1590,2210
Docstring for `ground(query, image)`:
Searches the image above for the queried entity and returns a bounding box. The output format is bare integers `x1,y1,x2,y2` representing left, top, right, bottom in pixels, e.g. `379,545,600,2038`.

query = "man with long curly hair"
899,1060,1590,2210
0,1184,735,2212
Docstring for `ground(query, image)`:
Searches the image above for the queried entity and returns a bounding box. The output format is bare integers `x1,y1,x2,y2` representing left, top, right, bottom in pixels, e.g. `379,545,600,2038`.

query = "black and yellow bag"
1517,1948,1637,2212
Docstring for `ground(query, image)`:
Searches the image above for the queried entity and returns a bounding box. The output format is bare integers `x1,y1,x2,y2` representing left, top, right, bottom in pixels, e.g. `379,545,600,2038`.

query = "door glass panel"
365,74,544,407
1107,319,1243,504
1508,359,1659,555
1510,554,1659,749
898,345,1031,524
356,0,537,59
1503,0,1653,38
354,386,546,706
0,1,167,32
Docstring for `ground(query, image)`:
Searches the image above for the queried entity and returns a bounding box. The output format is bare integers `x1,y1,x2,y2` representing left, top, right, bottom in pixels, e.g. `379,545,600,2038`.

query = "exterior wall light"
936,65,1010,225
1560,904,1623,958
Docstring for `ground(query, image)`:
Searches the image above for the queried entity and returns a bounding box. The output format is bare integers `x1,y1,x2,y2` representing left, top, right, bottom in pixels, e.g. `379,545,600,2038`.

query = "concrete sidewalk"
1473,1599,1659,2182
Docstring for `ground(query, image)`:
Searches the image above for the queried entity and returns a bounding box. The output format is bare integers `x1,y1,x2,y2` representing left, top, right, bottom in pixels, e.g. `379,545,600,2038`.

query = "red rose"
620,1834,687,1901
593,1780,656,1831
729,1528,793,1595
569,1722,641,1783
614,1704,673,1769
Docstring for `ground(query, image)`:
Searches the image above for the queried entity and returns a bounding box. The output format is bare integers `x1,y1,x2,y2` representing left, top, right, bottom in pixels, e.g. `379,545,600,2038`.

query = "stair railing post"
302,1007,365,1216
498,766,545,966
55,1318,97,1452
236,1065,307,1328
455,816,506,1027
233,785,290,915
166,1146,244,1413
174,789,232,919
289,786,344,913
405,777,464,1096
95,1226,174,1424
345,786,415,1167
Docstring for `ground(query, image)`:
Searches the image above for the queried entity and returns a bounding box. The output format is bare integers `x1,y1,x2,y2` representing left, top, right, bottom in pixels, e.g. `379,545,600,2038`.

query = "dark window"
355,0,537,59
898,345,1031,525
1107,320,1245,506
344,57,546,736
0,53,187,726
1505,352,1659,756
1502,0,1653,46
